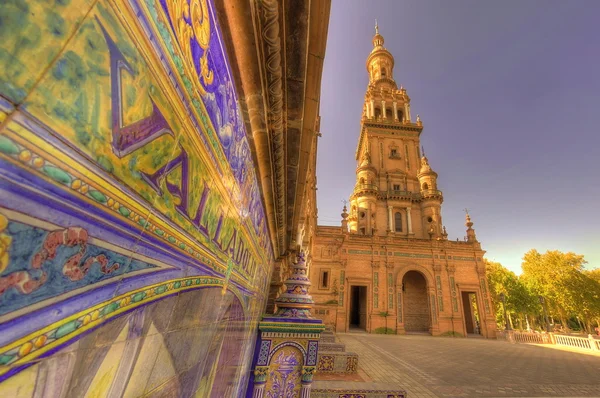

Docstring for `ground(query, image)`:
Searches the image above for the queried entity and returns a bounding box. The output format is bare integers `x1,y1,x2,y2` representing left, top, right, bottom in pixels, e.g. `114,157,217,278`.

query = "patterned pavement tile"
337,333,600,397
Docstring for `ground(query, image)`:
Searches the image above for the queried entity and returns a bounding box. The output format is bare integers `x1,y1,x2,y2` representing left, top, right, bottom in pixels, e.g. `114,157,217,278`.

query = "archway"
402,271,430,332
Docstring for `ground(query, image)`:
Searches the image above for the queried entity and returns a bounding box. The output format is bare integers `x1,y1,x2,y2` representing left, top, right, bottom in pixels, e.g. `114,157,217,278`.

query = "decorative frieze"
436,275,444,312
480,278,491,314
450,276,458,312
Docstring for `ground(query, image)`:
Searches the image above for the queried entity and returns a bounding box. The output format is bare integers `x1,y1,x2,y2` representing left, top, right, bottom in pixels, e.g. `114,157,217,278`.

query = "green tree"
485,260,539,330
521,250,600,333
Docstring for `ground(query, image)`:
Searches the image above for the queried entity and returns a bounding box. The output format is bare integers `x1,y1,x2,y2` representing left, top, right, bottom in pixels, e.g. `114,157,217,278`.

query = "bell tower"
348,23,445,239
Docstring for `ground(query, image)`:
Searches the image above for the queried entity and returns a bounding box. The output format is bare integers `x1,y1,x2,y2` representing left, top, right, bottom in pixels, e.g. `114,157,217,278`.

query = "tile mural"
0,0,273,395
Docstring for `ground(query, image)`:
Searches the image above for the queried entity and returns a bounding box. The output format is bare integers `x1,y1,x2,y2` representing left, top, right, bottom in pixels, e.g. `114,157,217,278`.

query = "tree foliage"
486,250,600,333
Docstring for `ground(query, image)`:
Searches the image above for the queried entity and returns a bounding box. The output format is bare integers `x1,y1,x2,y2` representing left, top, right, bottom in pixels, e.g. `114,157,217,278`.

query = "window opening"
395,212,402,232
320,270,330,289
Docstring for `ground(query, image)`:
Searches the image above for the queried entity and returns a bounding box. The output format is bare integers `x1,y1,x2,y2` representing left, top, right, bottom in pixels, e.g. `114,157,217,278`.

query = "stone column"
387,205,393,232
381,100,386,119
404,102,411,122
406,206,413,234
370,100,375,118
393,101,398,121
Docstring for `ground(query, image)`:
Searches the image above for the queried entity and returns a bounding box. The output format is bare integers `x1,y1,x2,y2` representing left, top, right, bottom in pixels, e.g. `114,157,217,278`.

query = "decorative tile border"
450,276,458,312
348,250,372,255
0,275,240,380
259,322,325,335
316,351,359,374
451,256,475,261
311,388,406,398
393,252,432,259
0,133,256,288
436,275,444,312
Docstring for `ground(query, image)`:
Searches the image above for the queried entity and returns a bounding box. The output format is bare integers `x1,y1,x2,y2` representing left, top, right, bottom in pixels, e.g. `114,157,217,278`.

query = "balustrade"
498,330,600,352
354,183,378,192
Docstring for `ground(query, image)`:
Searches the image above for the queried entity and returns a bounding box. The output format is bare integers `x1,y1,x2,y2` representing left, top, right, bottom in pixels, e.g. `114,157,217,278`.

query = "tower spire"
375,19,379,35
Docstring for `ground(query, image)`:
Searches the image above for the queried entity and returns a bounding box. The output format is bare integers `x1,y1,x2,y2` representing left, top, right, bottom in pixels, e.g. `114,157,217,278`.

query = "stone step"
319,341,346,352
312,382,406,398
317,351,359,374
320,332,336,343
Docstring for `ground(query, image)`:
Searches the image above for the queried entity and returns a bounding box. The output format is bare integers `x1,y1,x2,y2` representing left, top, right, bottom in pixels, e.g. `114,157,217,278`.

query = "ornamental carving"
258,0,286,251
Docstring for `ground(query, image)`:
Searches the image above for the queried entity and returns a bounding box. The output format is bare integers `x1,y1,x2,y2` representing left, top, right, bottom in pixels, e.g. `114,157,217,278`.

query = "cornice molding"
257,0,287,255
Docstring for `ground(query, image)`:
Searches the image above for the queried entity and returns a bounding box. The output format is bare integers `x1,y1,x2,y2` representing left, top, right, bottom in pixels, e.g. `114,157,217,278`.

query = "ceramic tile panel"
0,0,273,395
0,0,96,105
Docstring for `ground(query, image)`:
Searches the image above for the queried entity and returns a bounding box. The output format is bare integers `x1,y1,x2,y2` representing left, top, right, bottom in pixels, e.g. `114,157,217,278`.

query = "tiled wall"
0,0,272,396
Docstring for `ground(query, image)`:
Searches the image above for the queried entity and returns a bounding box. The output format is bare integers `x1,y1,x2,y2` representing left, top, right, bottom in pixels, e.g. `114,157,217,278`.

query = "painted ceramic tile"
0,211,158,316
0,0,96,104
265,346,303,398
17,0,270,285
0,0,272,395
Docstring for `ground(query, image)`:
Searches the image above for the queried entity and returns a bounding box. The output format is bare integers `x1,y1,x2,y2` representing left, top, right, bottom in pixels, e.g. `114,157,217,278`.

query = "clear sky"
316,0,600,274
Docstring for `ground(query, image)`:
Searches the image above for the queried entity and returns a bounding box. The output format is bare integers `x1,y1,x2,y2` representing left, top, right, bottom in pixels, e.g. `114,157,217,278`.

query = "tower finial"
464,208,473,228
464,208,477,242
375,19,379,34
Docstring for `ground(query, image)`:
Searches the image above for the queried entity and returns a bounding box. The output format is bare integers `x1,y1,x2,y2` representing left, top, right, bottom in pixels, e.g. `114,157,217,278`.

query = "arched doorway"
402,271,430,332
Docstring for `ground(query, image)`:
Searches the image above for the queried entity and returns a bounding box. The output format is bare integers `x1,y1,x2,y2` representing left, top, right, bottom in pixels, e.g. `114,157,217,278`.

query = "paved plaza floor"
330,332,600,397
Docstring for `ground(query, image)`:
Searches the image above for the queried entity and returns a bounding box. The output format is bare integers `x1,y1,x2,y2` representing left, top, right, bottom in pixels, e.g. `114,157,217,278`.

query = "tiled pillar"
251,367,267,398
247,251,324,398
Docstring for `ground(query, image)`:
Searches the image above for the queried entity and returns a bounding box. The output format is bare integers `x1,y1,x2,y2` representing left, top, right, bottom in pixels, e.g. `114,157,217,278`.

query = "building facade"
310,26,496,338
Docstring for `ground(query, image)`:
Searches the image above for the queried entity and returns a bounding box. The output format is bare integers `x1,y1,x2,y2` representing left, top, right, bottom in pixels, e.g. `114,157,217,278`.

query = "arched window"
422,182,429,190
360,177,365,184
381,68,387,78
386,108,392,120
374,108,381,118
395,212,402,232
398,110,403,121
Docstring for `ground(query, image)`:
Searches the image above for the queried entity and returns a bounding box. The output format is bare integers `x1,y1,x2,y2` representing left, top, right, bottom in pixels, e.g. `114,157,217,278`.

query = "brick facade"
308,26,496,338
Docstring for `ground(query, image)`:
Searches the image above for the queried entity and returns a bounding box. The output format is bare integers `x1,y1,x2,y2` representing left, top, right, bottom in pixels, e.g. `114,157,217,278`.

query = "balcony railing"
354,183,378,192
421,189,443,197
387,189,414,198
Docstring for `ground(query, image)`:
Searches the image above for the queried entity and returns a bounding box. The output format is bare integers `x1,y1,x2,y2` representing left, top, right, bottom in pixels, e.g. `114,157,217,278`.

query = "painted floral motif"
0,216,156,316
265,347,302,398
317,355,334,372
346,356,358,372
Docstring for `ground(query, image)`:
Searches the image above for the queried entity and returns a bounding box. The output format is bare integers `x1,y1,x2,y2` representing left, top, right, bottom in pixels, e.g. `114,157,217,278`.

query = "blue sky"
317,0,600,273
